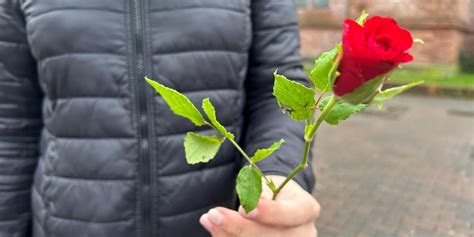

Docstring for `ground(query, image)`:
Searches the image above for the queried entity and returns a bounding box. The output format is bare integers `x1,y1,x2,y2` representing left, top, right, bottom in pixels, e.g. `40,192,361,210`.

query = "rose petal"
333,57,366,96
364,16,397,37
368,17,413,52
394,28,413,51
359,59,396,82
343,19,367,56
336,16,414,96
396,53,414,63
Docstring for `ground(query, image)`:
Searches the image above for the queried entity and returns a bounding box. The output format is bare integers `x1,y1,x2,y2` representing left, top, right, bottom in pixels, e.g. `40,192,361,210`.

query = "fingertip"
199,213,207,225
199,213,214,232
207,208,224,226
311,197,322,219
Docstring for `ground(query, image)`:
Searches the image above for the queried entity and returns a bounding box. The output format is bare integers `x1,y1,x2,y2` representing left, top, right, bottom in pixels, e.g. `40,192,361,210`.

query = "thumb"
239,196,320,227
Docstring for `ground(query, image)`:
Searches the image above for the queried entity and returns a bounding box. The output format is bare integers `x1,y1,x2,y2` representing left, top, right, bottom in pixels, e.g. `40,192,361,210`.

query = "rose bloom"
333,16,414,100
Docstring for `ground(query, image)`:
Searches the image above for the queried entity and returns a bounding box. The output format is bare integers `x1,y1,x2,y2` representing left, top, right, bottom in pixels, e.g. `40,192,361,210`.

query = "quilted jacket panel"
0,0,314,236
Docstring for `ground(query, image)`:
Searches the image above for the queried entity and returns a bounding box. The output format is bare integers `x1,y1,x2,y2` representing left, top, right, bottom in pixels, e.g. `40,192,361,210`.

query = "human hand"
199,175,320,237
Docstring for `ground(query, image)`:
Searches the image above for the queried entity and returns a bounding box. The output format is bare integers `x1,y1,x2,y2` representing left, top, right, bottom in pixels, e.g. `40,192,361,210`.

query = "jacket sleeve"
242,0,315,192
0,0,43,236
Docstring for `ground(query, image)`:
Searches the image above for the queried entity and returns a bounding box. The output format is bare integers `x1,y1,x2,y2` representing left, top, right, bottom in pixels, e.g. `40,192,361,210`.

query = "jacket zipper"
130,0,153,236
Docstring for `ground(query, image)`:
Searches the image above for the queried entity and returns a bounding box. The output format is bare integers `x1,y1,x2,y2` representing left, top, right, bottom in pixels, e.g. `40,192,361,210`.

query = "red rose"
333,16,413,98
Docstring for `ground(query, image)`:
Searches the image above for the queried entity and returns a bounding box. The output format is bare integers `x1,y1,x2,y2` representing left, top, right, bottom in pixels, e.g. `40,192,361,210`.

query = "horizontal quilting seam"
0,182,33,192
155,124,237,138
248,61,302,72
150,6,246,15
254,23,298,34
159,161,235,178
0,117,41,124
50,174,134,182
55,96,128,101
0,137,39,143
30,7,125,20
0,173,34,179
151,49,247,57
49,214,132,225
0,218,30,225
0,157,37,162
53,136,135,140
0,41,29,47
39,52,125,65
159,199,231,219
154,88,240,96
0,196,31,209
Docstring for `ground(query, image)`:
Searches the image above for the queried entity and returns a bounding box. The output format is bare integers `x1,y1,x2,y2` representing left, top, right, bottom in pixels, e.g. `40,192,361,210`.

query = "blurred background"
293,0,474,236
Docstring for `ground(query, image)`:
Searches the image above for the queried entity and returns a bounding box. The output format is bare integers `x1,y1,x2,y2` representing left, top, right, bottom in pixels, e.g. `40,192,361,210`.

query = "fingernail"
238,206,259,219
208,209,223,226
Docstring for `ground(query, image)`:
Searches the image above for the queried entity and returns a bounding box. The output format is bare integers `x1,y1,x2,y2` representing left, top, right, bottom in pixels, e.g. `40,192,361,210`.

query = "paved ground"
311,95,474,237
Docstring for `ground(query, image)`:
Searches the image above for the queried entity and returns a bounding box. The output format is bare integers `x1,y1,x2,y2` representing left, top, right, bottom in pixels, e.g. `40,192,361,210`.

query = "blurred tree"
459,36,474,74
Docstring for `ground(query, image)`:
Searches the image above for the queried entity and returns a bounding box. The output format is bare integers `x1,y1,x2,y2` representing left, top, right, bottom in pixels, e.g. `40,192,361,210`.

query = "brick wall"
300,28,340,59
410,30,465,64
348,0,470,25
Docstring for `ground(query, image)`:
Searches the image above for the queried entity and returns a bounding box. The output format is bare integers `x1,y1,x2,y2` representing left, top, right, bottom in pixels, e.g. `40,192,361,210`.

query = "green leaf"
183,132,224,164
273,72,316,121
236,166,262,213
250,139,285,163
202,98,234,139
356,10,369,25
319,96,367,125
310,47,338,91
145,77,206,126
373,81,424,103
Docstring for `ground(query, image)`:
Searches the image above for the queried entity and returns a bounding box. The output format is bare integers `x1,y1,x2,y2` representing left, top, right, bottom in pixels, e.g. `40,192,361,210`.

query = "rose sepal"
336,74,387,105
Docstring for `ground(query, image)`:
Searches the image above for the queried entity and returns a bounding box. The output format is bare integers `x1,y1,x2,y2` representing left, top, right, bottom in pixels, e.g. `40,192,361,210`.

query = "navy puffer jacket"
0,0,314,236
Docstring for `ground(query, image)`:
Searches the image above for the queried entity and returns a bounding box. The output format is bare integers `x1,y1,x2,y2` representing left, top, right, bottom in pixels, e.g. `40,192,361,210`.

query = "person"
0,0,320,236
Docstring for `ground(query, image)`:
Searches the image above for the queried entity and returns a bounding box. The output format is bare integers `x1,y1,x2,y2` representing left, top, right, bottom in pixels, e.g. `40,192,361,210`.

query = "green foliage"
460,51,474,74
273,72,316,121
236,166,262,213
390,66,474,88
356,10,369,25
145,77,206,126
202,98,234,139
373,81,424,109
318,96,367,125
310,47,338,91
183,132,224,164
250,139,285,163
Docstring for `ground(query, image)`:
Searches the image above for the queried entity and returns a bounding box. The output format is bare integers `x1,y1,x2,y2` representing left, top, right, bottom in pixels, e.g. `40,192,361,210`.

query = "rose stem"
227,137,275,191
204,122,276,192
272,95,338,200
